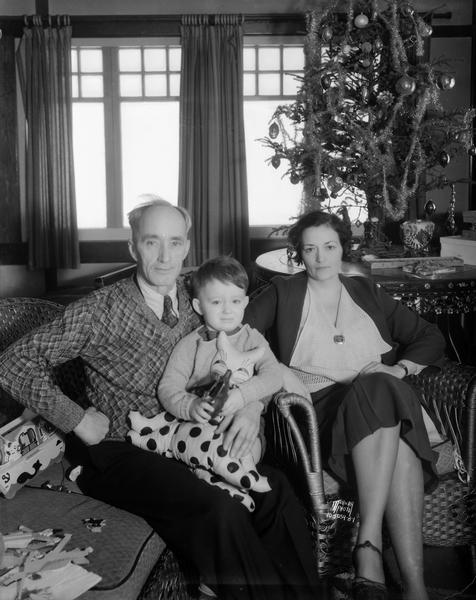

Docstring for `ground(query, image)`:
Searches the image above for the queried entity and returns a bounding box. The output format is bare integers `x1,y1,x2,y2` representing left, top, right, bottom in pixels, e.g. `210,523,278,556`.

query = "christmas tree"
262,0,475,227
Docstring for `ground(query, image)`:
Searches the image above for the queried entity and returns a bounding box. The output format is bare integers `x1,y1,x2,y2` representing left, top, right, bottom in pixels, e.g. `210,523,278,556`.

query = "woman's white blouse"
290,284,392,392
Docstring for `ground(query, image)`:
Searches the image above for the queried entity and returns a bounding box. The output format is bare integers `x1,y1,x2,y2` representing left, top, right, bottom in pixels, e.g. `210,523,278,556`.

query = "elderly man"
0,198,319,600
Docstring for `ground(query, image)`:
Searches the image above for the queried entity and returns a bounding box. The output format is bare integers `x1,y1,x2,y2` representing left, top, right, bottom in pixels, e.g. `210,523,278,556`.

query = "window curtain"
178,15,250,267
16,16,79,270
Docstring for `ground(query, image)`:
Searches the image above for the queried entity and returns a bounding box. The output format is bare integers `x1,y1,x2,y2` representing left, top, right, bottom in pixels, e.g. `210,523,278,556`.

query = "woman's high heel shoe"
352,540,389,600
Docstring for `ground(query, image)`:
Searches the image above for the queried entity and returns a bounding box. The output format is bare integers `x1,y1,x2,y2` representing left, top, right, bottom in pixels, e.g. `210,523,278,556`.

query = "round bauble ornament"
437,73,455,90
360,58,371,68
361,41,372,54
290,172,300,185
400,3,414,17
419,22,433,37
271,155,281,169
268,121,279,139
354,13,369,28
438,150,450,167
322,26,333,42
319,187,329,199
396,74,416,95
321,74,332,90
468,145,476,157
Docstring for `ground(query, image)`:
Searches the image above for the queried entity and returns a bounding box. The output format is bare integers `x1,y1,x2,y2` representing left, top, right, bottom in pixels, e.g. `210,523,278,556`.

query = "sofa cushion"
1,479,166,599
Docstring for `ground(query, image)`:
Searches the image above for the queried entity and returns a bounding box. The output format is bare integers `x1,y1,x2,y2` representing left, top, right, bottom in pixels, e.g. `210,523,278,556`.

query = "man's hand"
219,388,245,416
216,401,263,459
73,406,109,445
189,397,214,423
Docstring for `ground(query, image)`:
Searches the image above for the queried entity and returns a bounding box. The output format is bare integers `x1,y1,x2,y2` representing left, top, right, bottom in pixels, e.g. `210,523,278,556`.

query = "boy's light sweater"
158,324,283,420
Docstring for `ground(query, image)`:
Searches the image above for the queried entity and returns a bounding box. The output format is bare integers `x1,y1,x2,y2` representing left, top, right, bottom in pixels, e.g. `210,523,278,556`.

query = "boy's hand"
189,397,214,423
218,388,245,417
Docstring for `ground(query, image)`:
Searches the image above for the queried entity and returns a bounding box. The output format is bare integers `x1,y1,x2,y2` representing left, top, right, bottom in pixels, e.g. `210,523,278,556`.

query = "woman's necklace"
333,284,345,344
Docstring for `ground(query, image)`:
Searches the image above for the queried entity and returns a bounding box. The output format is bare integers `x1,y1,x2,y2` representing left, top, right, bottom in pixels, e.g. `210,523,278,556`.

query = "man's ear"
184,238,191,259
192,298,203,316
128,239,138,263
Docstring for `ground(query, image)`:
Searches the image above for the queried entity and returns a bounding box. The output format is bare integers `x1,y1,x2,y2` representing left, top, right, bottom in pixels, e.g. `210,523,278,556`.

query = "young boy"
157,255,283,464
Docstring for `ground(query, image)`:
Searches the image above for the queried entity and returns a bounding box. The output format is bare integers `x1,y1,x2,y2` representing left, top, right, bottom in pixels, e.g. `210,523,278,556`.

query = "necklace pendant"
333,334,345,344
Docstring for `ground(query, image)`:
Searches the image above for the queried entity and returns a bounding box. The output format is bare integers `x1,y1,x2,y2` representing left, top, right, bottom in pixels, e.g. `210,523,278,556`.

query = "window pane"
120,74,142,97
169,73,181,96
119,48,141,71
283,47,304,70
258,73,280,95
258,47,280,70
169,47,182,71
79,49,102,72
144,48,166,71
72,75,79,98
72,103,107,228
121,102,179,222
71,50,78,73
243,47,256,70
145,74,167,96
244,100,301,226
283,72,301,96
243,73,256,96
81,75,104,97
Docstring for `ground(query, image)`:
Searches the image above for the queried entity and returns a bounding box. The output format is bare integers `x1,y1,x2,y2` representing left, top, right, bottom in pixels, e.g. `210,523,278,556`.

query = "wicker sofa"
0,297,192,600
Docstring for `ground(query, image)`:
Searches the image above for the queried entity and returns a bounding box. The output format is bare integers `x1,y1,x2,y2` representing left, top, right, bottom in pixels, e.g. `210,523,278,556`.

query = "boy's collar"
197,325,242,341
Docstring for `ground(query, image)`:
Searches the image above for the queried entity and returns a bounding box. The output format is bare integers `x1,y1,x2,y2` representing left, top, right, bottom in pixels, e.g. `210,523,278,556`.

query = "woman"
245,210,445,600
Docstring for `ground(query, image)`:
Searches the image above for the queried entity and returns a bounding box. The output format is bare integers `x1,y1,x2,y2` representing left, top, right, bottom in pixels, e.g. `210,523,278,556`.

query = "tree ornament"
341,43,352,56
361,86,369,102
361,42,372,54
374,38,383,52
400,4,414,17
395,74,416,95
360,58,371,68
321,26,333,42
419,21,433,38
319,187,329,199
268,121,279,139
271,155,281,169
321,74,332,90
290,172,300,185
354,13,369,28
437,74,456,90
438,150,450,167
468,146,476,157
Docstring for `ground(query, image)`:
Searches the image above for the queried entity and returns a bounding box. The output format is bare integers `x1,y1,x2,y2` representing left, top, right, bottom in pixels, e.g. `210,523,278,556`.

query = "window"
72,41,181,229
243,40,305,227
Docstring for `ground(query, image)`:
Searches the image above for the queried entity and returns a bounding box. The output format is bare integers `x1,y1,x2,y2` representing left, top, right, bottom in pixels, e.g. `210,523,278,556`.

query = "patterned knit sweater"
0,277,201,439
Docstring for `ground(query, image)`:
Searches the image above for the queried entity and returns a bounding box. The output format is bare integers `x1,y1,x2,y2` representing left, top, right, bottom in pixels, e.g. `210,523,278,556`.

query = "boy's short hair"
192,256,249,297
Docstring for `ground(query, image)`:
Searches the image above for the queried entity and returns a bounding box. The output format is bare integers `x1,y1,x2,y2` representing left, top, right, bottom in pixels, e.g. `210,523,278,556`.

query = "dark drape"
16,16,79,269
178,15,250,267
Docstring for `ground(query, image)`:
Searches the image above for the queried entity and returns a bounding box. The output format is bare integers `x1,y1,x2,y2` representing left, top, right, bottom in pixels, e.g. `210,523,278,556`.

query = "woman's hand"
359,361,405,379
216,401,263,458
219,388,245,416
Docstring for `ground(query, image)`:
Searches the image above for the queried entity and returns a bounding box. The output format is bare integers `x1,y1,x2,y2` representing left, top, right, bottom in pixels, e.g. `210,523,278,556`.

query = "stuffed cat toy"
126,332,271,512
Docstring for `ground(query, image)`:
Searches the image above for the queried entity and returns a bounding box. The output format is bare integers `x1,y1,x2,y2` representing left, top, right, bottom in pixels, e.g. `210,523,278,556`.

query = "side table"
254,248,476,365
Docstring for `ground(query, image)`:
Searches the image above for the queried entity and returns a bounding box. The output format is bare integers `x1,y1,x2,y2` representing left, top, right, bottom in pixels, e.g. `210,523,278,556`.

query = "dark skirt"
310,372,438,492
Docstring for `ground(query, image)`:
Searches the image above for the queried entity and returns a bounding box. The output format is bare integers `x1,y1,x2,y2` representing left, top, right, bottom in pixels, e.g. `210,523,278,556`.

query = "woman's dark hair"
192,255,249,298
288,210,352,264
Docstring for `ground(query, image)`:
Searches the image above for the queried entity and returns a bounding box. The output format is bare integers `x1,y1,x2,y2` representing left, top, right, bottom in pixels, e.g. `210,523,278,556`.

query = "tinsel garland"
261,0,475,223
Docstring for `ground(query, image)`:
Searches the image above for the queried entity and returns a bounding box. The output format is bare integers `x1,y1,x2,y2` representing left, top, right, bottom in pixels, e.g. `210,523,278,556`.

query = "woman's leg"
351,424,400,584
384,439,428,600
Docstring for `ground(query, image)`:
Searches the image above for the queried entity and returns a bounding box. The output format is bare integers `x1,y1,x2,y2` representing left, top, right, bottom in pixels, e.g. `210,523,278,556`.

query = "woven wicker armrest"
267,391,328,518
408,358,476,483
